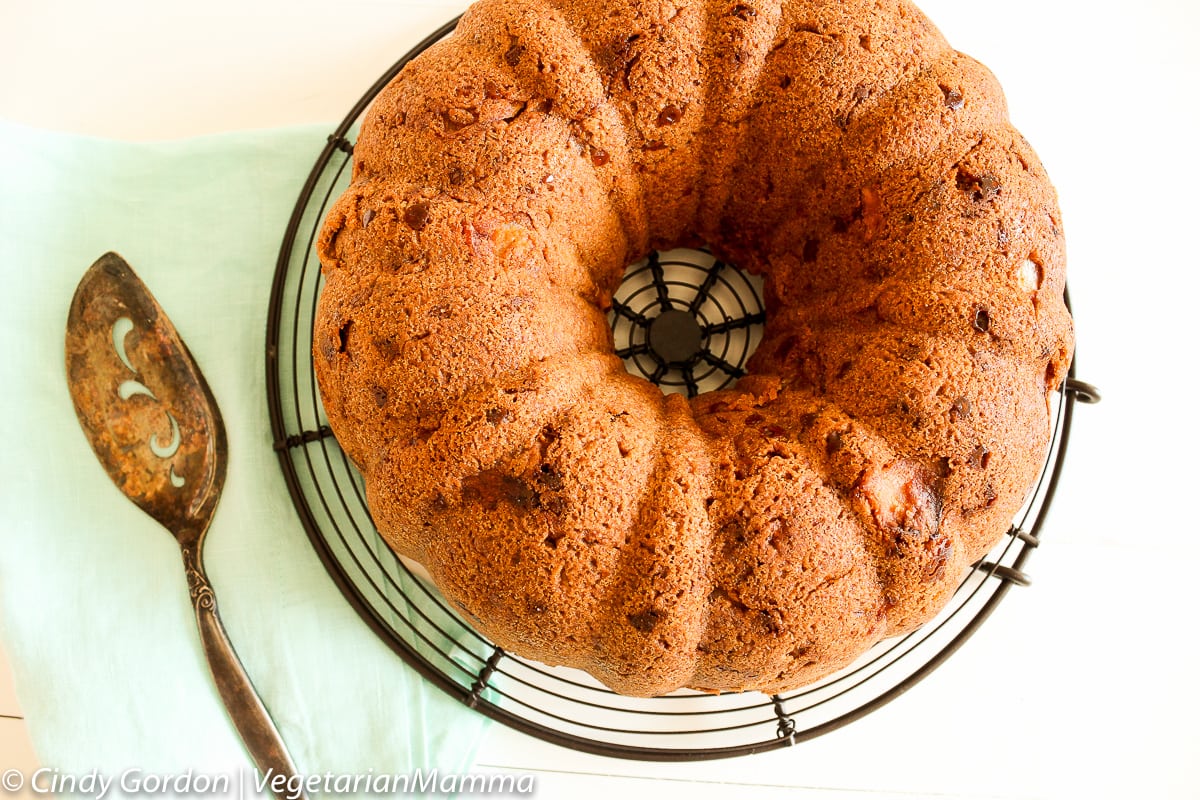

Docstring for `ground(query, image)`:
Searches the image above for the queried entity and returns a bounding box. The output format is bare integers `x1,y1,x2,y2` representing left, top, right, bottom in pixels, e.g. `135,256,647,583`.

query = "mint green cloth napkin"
0,120,490,793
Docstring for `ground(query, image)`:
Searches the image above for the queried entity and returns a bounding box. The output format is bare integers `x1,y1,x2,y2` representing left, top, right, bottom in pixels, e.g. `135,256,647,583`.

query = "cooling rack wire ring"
265,14,1099,762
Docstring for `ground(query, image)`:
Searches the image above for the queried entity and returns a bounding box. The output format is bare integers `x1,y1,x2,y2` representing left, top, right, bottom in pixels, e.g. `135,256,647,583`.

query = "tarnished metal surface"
66,252,304,795
66,252,224,541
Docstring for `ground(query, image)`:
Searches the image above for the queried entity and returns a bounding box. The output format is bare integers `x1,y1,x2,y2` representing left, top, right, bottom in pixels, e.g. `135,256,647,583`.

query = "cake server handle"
184,545,307,798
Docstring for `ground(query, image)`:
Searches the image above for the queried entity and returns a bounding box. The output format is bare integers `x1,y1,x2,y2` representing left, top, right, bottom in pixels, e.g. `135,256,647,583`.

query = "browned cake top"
313,0,1073,696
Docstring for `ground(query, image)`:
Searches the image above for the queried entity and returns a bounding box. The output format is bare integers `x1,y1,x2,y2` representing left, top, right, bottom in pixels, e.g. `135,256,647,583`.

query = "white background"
3,0,1198,797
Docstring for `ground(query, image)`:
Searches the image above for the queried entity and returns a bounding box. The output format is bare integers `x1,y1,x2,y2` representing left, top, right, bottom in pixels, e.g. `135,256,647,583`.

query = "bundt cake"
313,0,1074,696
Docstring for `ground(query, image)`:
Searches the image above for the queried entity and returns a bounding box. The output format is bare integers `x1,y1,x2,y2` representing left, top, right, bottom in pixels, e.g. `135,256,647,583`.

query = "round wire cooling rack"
265,15,1101,761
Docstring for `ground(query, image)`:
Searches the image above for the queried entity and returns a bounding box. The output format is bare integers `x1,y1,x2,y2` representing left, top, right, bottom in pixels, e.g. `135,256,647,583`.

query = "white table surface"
3,0,1198,797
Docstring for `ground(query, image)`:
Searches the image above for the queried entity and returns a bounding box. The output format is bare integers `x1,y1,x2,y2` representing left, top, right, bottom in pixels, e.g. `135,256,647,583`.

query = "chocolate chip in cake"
957,168,1001,202
501,475,535,507
968,444,991,469
372,336,399,359
463,470,535,510
939,83,965,110
922,535,952,581
404,202,431,231
504,39,525,66
802,238,820,262
973,306,991,333
978,175,1000,200
537,463,564,491
1045,358,1069,392
628,608,664,633
657,105,683,126
763,424,787,438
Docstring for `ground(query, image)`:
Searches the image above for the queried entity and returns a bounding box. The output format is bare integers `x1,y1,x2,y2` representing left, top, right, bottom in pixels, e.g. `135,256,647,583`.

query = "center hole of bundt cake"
648,310,704,364
608,247,766,398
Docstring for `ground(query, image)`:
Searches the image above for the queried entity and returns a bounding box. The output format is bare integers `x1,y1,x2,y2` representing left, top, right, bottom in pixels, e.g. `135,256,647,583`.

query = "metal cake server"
65,252,305,797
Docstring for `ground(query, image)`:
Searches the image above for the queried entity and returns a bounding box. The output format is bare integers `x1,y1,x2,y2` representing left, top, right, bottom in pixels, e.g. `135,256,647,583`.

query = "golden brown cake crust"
314,0,1074,696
